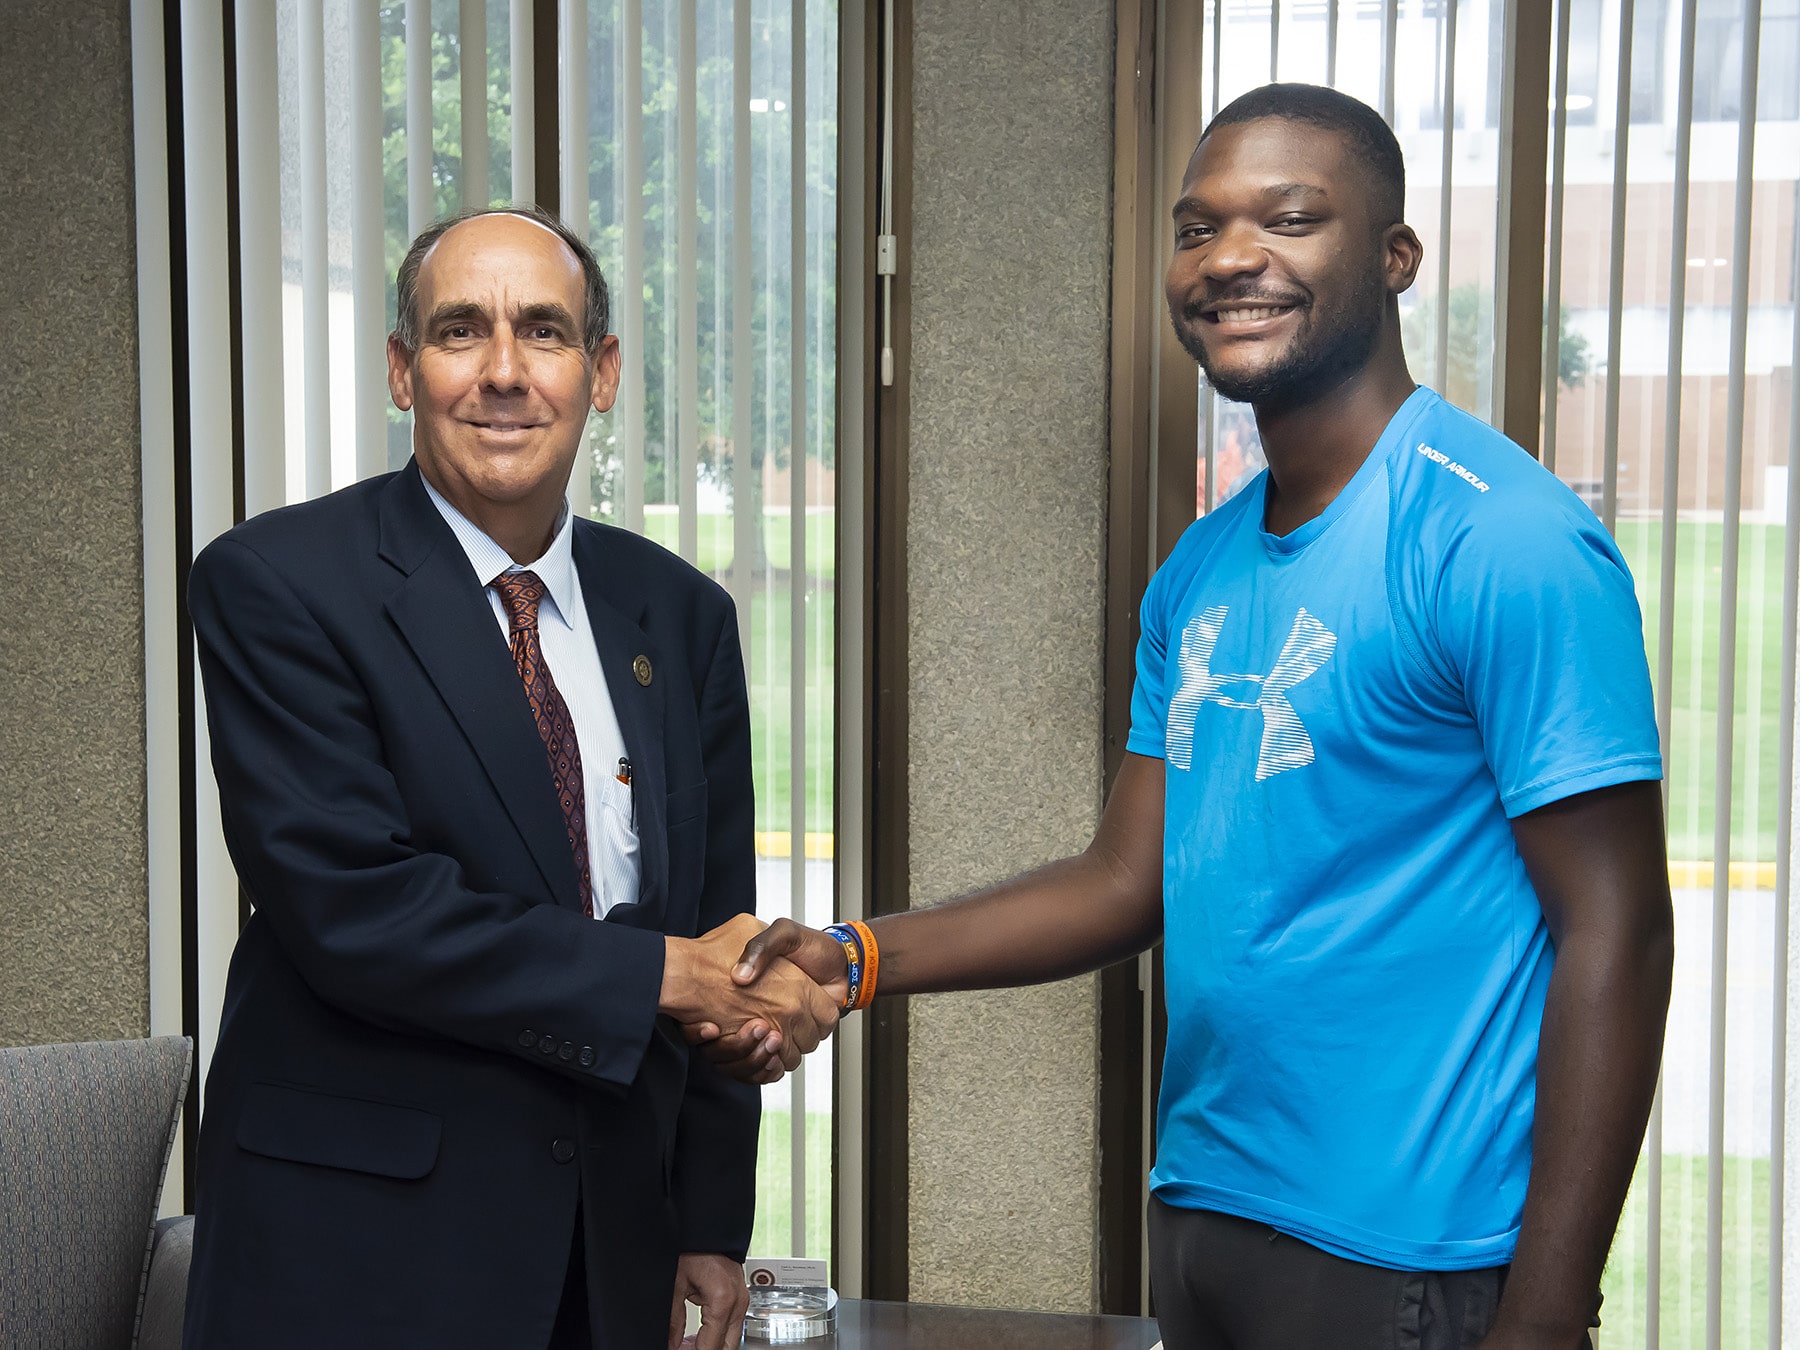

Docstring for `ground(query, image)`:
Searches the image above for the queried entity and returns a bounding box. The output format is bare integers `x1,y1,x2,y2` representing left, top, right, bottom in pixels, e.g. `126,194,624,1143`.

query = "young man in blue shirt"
706,84,1674,1350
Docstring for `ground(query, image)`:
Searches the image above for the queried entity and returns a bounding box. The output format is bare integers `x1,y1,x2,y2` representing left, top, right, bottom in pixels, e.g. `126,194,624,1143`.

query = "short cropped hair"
1199,83,1406,227
391,204,611,356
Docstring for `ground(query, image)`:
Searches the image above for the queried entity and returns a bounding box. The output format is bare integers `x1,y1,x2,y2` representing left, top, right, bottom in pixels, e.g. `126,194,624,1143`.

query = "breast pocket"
594,773,642,914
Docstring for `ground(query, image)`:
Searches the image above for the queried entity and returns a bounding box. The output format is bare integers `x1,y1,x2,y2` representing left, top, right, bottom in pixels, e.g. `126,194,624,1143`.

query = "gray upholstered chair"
0,1037,193,1350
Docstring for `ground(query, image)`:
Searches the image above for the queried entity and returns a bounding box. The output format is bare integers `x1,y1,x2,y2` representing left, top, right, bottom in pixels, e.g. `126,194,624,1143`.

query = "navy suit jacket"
181,461,759,1348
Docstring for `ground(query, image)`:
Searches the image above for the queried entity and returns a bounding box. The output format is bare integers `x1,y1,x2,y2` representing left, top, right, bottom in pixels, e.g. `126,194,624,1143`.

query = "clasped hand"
663,914,842,1076
673,918,851,1084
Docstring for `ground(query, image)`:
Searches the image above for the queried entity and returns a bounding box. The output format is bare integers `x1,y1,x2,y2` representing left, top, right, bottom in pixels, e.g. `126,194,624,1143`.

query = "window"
144,0,842,1263
1188,5,1798,1347
1542,0,1795,1342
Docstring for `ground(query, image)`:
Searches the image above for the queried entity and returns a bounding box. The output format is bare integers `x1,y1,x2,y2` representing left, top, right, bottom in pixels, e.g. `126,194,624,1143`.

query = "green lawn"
741,584,836,836
637,508,837,583
629,510,838,836
1613,521,1790,861
1601,1153,1770,1349
748,1107,835,1261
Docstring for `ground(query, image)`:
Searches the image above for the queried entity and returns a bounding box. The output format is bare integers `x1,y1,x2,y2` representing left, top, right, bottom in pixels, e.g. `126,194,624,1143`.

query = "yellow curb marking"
746,842,1779,885
1668,860,1779,891
754,831,836,861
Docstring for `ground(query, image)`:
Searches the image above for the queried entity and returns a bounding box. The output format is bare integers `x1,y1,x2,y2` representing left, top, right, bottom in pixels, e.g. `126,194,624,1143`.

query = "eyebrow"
423,301,580,333
424,301,488,331
1172,182,1330,220
513,302,579,332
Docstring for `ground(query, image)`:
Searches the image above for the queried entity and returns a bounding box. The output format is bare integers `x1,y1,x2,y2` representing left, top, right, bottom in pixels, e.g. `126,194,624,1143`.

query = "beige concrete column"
0,0,150,1044
904,0,1115,1313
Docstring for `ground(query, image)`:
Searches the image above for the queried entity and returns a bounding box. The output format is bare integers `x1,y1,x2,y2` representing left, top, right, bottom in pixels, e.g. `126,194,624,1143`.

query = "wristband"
823,923,864,1012
844,920,879,1012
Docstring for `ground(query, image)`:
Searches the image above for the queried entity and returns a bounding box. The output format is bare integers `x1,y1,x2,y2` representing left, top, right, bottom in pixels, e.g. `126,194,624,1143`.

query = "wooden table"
785,1297,1162,1348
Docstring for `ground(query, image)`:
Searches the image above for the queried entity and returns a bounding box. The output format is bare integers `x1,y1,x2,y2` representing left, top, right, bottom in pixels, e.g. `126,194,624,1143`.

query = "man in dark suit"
182,206,836,1349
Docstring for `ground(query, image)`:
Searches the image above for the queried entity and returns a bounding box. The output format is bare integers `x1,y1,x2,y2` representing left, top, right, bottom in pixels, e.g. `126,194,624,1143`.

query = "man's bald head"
392,205,611,357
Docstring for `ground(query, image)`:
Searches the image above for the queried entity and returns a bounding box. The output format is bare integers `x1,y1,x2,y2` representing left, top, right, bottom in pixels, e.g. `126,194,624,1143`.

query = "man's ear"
589,334,623,416
1383,223,1424,296
386,334,416,411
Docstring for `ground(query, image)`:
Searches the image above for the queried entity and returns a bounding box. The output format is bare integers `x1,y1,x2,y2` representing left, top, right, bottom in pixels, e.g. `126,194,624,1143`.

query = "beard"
1175,264,1387,410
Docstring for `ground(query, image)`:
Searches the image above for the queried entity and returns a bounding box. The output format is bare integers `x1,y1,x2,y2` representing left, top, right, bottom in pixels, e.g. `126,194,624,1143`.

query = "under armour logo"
1166,605,1337,781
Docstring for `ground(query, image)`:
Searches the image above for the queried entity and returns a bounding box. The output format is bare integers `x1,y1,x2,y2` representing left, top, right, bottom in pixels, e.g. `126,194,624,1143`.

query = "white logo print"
1415,441,1491,492
1166,605,1337,781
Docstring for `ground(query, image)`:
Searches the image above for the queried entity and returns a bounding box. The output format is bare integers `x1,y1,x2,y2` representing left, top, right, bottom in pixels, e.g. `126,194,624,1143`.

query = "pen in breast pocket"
617,757,634,827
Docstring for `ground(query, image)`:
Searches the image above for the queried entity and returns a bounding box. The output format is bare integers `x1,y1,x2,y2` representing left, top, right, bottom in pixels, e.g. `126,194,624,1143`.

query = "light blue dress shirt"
422,475,640,916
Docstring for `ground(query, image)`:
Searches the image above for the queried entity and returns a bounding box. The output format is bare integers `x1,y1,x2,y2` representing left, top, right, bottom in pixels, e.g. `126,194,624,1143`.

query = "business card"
743,1256,830,1288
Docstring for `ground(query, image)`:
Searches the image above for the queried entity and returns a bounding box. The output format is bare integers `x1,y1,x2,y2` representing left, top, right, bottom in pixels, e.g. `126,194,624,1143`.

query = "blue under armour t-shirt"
1129,385,1662,1271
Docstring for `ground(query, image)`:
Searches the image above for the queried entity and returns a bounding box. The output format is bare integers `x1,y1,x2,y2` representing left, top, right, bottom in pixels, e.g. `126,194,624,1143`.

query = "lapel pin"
633,655,653,687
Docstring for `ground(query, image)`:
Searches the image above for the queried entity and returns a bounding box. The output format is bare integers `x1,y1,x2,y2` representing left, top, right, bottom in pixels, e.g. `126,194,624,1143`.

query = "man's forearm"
866,849,1162,997
853,751,1166,997
1494,923,1674,1342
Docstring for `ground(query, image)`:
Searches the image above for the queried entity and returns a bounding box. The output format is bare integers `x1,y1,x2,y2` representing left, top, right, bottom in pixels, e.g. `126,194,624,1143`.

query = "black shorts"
1147,1197,1590,1350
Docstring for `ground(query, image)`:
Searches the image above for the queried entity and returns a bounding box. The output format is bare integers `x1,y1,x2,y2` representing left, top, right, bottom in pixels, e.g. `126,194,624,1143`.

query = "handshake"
660,914,856,1084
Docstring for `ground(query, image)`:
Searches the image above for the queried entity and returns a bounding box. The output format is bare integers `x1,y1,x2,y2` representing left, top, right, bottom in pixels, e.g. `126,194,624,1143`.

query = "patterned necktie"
491,570,595,917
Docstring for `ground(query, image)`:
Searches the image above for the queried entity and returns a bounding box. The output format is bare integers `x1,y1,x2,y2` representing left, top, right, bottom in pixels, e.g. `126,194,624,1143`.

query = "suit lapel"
572,525,669,928
378,465,585,912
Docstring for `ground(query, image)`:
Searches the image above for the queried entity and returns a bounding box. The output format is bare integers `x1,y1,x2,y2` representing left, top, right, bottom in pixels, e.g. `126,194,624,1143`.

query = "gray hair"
391,204,612,356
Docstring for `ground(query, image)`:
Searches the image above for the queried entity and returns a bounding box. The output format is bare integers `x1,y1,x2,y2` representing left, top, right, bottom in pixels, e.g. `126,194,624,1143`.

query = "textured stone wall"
904,0,1114,1313
0,0,150,1044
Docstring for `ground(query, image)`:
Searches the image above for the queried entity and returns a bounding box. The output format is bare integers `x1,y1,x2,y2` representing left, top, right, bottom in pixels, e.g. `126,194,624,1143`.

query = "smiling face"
1165,117,1416,409
387,213,621,543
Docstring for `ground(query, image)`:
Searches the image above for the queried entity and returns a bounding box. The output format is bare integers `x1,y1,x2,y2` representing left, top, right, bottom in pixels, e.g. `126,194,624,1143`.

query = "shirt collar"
421,474,580,631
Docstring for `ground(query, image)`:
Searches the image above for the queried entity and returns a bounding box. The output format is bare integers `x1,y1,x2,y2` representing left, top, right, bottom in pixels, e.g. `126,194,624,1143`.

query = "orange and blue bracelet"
825,921,880,1011
845,920,879,1011
824,923,864,1011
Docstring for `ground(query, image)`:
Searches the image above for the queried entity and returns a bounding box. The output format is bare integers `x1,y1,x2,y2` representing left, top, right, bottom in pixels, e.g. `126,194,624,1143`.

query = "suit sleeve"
189,535,666,1092
669,607,762,1258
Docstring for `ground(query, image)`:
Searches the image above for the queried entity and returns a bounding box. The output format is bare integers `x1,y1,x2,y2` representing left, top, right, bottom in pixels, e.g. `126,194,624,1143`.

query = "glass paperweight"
743,1286,838,1343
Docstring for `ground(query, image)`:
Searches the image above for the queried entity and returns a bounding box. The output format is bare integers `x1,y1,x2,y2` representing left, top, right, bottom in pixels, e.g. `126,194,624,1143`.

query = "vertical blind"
1193,3,1799,1347
134,0,840,1261
1538,2,1799,1345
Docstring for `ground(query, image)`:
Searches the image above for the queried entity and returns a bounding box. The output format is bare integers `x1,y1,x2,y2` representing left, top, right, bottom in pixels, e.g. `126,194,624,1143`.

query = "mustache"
1182,286,1308,318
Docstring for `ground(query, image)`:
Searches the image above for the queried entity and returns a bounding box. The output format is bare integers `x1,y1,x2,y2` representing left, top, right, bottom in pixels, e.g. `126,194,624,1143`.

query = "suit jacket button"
538,1034,557,1054
518,1029,537,1048
551,1138,577,1164
557,1042,575,1061
577,1046,596,1068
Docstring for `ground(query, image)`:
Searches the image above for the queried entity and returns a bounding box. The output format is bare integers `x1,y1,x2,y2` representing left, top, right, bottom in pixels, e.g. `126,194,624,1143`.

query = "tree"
1401,284,1593,416
376,0,839,572
581,0,838,580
